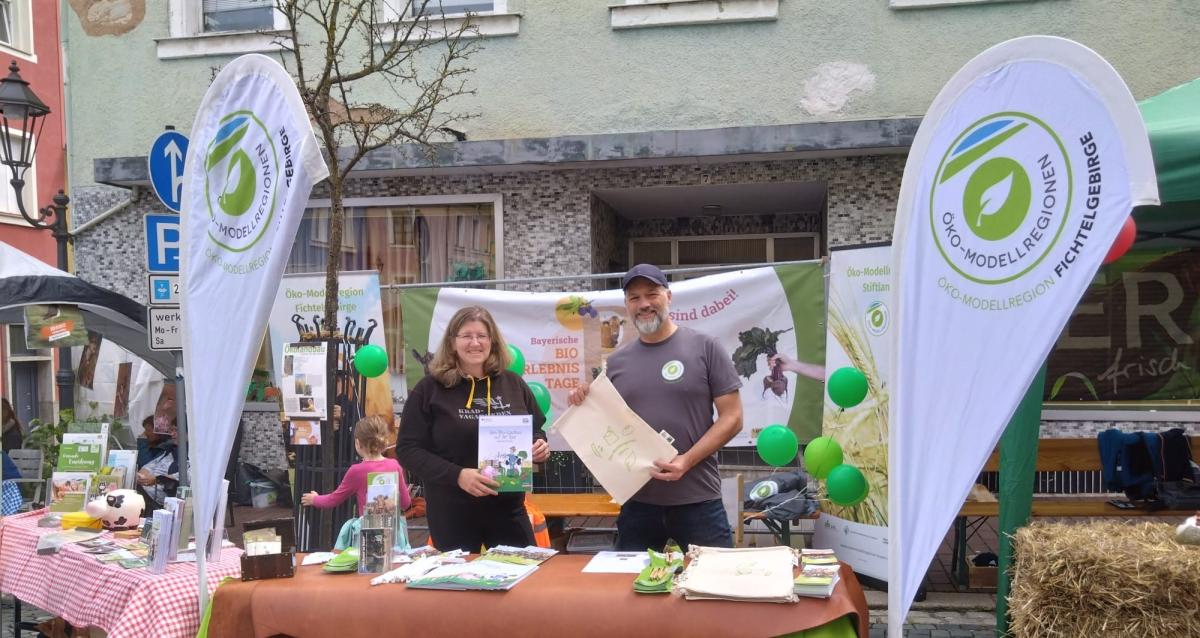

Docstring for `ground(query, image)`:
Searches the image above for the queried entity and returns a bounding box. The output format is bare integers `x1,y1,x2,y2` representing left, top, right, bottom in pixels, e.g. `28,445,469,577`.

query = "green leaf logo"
218,150,256,217
962,157,1031,241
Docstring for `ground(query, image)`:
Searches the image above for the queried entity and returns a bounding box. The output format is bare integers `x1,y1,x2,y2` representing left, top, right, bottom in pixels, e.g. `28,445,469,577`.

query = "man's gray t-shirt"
606,326,742,506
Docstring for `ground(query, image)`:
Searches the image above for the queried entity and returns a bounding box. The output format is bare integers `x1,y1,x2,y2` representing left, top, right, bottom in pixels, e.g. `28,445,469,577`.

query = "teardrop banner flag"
887,36,1157,634
179,54,328,612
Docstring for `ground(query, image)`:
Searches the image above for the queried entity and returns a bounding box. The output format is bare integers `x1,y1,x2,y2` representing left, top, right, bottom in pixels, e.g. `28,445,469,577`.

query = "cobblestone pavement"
869,608,996,637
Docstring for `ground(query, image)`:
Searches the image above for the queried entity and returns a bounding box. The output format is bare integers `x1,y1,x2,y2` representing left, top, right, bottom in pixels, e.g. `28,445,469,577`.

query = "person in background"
568,264,744,552
2,398,24,451
136,416,179,508
301,415,412,515
397,306,550,552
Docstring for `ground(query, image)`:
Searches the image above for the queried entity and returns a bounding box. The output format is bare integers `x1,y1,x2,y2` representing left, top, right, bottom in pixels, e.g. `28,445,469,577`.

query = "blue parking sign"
145,214,181,273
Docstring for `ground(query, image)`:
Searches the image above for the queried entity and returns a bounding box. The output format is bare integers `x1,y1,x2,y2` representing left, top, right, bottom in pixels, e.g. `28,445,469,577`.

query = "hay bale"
1009,520,1200,638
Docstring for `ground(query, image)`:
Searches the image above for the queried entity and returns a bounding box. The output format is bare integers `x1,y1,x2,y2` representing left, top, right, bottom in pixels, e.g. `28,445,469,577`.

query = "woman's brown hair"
429,306,511,387
354,415,391,456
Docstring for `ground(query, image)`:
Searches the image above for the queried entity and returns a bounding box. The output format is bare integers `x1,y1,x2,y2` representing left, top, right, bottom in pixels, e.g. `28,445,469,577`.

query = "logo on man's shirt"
661,360,684,382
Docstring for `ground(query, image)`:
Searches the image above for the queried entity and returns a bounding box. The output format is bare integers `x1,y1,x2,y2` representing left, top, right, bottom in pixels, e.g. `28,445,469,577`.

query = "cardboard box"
968,564,998,589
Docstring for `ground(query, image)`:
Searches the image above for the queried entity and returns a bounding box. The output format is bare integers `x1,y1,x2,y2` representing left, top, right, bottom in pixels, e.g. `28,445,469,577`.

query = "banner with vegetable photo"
400,264,825,450
1045,247,1200,403
813,243,892,582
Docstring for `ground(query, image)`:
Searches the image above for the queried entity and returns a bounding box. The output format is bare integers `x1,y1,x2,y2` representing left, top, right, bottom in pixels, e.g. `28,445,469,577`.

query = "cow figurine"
84,489,145,531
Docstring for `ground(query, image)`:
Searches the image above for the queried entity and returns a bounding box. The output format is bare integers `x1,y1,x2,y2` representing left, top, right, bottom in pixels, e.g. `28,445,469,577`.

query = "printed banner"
402,264,826,449
280,342,328,419
1047,247,1200,402
887,36,1158,631
179,54,328,589
24,304,88,348
814,244,892,581
267,270,394,418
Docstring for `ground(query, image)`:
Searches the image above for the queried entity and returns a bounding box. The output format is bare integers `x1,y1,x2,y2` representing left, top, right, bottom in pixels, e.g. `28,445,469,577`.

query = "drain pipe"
71,185,140,236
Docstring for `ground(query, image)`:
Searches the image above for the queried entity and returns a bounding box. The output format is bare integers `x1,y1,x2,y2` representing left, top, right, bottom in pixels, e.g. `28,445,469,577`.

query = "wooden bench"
952,435,1200,587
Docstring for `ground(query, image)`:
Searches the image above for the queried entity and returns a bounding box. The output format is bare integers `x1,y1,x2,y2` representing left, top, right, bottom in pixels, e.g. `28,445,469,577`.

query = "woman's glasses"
455,333,491,343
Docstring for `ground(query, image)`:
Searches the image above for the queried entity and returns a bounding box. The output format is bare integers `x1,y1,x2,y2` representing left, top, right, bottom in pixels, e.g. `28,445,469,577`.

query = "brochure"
281,342,328,419
406,560,538,591
58,433,105,472
49,472,93,512
477,545,558,566
106,450,138,490
477,415,533,493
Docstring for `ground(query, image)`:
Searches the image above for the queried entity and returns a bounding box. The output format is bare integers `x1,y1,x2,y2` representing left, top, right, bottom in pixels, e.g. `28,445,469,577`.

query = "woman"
397,306,549,552
2,398,24,451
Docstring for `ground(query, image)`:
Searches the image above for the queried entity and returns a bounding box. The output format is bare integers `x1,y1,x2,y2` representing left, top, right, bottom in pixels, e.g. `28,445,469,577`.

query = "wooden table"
206,554,871,637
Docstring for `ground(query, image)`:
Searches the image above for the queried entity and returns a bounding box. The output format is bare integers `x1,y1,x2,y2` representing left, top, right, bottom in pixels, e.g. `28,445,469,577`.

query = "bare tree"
275,0,477,547
278,0,477,334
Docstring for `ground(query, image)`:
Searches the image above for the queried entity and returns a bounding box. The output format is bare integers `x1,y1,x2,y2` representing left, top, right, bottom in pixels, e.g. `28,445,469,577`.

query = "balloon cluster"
753,426,869,508
507,344,552,420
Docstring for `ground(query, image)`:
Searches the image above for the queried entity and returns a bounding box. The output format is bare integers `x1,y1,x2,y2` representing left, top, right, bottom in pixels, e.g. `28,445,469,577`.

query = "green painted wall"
65,0,1200,186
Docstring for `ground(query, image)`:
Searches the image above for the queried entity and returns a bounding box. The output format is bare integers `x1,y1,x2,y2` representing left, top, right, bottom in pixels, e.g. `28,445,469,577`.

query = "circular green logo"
865,301,889,336
929,112,1073,285
204,110,278,253
661,360,684,382
962,157,1032,241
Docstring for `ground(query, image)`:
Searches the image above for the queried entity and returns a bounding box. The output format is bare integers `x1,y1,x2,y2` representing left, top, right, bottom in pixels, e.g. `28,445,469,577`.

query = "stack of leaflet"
673,546,798,603
633,548,683,594
323,548,360,573
405,545,554,591
369,549,467,586
794,549,841,598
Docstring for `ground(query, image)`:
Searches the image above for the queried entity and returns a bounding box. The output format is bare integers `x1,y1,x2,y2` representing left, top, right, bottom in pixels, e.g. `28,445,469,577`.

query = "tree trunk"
317,173,344,549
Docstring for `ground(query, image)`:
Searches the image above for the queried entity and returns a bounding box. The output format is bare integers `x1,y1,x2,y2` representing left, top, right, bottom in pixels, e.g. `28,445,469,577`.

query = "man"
569,264,743,551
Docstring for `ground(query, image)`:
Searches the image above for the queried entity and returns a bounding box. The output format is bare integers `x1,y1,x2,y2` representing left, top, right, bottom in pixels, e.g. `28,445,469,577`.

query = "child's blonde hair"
354,416,390,456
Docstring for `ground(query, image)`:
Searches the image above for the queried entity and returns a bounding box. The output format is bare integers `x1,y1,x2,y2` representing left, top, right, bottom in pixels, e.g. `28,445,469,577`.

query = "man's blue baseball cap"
622,263,669,290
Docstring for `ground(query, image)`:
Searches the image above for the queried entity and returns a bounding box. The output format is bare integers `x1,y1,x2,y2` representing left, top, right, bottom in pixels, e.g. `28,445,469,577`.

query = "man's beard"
634,310,663,335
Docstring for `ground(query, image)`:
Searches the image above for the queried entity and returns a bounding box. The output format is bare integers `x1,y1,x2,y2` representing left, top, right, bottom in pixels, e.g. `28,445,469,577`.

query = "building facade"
61,1,1200,469
0,0,69,426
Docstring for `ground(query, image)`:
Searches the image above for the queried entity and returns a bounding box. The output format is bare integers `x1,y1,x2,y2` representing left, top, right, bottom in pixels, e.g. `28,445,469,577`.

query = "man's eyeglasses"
456,333,491,343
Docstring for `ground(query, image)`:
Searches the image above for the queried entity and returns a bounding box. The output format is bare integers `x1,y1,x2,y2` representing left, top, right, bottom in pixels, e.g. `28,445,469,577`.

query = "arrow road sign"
148,130,189,212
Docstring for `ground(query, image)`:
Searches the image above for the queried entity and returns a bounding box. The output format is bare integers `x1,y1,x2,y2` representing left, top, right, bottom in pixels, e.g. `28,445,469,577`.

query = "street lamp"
0,60,75,411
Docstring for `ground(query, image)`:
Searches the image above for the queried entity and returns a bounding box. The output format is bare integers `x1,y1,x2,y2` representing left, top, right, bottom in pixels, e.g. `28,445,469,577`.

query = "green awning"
1139,78,1200,205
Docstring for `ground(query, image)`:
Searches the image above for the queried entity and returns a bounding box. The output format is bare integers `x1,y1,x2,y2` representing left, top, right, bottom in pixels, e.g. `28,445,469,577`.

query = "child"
301,416,412,516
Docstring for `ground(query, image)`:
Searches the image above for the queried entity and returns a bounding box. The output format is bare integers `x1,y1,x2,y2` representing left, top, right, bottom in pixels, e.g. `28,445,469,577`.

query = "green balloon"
826,464,869,507
527,381,552,416
827,367,868,408
803,436,844,479
755,424,798,467
506,344,526,376
353,344,389,378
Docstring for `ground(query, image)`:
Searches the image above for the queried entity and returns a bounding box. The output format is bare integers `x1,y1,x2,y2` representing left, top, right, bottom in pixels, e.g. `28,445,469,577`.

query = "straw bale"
1009,520,1200,638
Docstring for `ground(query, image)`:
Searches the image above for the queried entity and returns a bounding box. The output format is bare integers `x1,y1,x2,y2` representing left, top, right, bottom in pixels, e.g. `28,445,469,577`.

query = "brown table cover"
206,554,869,638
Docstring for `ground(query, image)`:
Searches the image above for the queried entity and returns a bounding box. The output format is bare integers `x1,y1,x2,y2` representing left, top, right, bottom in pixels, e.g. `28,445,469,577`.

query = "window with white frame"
202,0,275,32
411,0,498,17
159,0,290,60
0,128,34,219
629,233,821,280
374,0,519,40
0,0,33,56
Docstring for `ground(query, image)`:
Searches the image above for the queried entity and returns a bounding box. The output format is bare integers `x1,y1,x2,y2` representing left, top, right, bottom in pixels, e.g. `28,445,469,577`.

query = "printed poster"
813,244,892,582
24,305,89,348
281,342,328,419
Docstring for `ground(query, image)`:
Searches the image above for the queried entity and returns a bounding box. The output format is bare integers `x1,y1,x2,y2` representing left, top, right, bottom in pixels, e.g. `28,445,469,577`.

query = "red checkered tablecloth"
0,509,243,638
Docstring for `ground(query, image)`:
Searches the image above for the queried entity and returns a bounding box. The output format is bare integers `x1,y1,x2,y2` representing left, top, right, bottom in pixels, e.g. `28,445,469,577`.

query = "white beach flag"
887,36,1158,635
179,54,328,610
